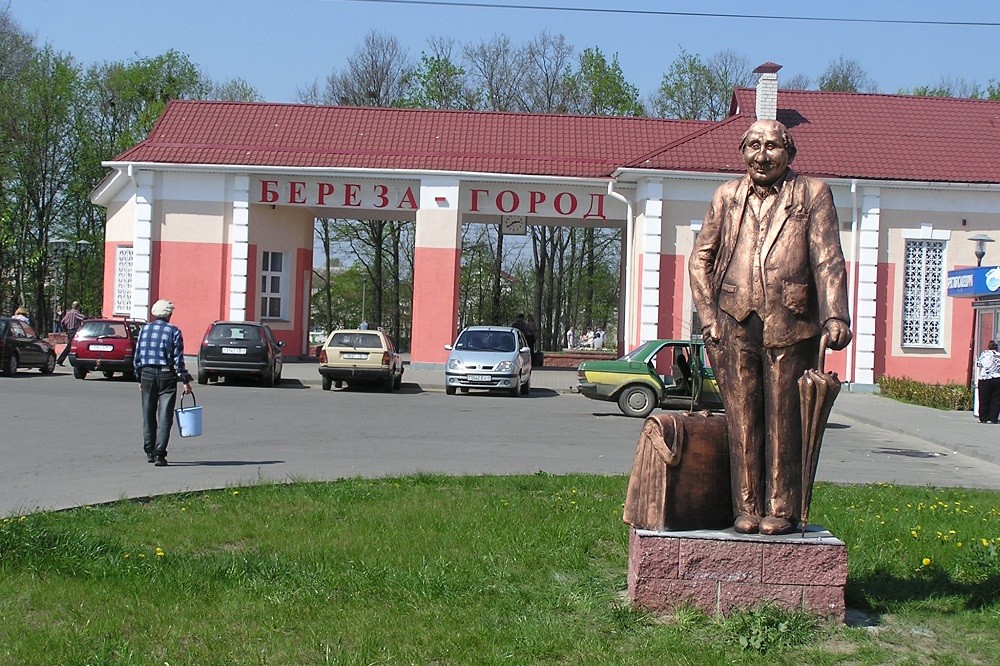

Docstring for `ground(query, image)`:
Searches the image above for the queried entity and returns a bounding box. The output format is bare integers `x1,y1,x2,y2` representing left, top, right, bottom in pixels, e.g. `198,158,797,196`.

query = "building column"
410,177,461,364
853,188,881,385
633,178,664,348
130,170,154,320
229,175,250,321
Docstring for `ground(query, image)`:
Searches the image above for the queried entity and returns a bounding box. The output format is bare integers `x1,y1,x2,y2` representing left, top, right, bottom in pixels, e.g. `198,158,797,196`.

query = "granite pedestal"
627,525,847,621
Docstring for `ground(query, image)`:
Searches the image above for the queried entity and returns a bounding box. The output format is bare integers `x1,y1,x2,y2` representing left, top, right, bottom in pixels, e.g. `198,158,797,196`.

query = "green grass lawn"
1,475,997,665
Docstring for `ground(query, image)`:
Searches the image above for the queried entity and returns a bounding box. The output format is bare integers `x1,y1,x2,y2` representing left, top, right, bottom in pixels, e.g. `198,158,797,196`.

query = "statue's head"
739,119,796,188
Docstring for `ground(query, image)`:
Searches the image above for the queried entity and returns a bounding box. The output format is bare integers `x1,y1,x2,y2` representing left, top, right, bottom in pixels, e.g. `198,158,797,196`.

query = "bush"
876,375,973,411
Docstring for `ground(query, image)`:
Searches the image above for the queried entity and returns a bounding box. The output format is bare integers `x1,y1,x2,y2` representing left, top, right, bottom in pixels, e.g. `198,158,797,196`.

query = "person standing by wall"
976,340,1000,423
134,299,193,466
524,314,538,353
56,301,86,365
12,307,29,324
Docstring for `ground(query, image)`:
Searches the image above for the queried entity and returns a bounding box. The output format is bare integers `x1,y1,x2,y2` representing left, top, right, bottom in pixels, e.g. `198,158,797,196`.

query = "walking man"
56,300,86,365
134,299,193,466
689,119,852,535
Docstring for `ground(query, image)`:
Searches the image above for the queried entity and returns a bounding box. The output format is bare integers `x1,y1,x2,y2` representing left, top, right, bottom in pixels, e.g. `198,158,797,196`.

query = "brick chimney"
753,62,782,120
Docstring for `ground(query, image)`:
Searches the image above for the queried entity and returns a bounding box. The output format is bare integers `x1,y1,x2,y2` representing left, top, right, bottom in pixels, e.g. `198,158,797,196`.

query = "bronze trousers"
705,312,819,521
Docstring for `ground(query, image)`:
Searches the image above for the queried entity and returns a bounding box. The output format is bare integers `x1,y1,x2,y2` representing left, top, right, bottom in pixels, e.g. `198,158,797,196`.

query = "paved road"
3,362,999,516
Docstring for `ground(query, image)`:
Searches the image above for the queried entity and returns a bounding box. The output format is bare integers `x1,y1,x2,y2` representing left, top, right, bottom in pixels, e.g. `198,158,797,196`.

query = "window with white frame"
260,251,287,320
113,246,133,315
901,238,945,347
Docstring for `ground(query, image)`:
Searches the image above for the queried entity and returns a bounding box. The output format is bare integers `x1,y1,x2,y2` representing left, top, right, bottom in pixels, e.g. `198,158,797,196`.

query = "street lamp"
969,233,995,267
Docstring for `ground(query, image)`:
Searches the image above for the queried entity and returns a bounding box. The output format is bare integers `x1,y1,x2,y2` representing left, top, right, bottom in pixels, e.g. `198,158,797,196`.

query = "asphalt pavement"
283,358,1000,468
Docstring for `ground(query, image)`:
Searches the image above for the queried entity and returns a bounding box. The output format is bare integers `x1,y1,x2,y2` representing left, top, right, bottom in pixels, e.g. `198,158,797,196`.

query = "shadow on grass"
848,567,1000,612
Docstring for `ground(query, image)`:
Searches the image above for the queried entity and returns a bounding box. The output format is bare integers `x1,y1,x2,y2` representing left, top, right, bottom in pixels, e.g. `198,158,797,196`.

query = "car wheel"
393,371,402,390
41,353,56,375
334,380,343,389
322,376,332,391
522,376,531,395
383,374,394,392
446,385,457,395
103,370,115,379
618,385,657,418
509,379,521,397
459,387,469,394
263,367,275,387
2,353,17,377
73,365,87,380
125,370,136,382
197,370,208,385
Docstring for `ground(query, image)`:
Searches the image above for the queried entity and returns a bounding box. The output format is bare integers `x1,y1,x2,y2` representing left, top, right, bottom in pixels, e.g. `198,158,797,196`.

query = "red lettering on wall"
496,190,520,213
344,183,361,207
317,182,335,206
583,193,607,220
288,181,306,204
554,192,578,216
470,189,489,212
260,180,279,203
528,191,546,213
374,184,389,208
398,187,418,210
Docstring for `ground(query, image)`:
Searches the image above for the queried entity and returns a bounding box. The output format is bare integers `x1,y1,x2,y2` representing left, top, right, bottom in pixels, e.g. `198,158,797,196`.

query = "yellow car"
318,328,403,392
574,339,722,418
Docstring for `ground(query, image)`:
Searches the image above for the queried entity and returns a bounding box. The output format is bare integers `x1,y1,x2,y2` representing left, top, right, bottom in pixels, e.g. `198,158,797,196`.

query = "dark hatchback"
0,316,57,376
197,321,284,387
68,317,145,380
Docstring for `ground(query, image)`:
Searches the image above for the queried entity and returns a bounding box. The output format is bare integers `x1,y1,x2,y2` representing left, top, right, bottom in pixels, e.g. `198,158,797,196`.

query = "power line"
335,0,1000,27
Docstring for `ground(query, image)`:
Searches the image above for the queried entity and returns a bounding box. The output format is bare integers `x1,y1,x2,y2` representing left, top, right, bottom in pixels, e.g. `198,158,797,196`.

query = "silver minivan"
444,326,532,396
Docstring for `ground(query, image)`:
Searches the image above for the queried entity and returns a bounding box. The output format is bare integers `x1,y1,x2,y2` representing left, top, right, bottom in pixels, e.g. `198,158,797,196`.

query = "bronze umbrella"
798,334,841,535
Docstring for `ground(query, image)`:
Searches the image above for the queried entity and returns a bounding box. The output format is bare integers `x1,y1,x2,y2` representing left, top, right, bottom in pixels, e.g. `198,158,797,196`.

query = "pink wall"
153,241,228,352
657,253,686,340
411,246,460,363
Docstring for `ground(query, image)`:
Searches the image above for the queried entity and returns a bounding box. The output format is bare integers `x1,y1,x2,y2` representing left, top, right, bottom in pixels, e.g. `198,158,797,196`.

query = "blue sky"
8,0,1000,105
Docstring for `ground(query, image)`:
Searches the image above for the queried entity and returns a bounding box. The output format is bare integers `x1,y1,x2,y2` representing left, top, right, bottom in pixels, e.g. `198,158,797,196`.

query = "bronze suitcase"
623,411,731,531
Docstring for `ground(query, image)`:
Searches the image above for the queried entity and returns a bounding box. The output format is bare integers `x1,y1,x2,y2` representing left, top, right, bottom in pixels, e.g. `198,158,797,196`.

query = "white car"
444,326,532,396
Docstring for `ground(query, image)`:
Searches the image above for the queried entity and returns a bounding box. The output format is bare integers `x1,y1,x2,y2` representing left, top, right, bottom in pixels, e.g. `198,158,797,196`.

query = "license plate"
468,374,491,382
88,344,113,352
222,347,247,355
342,352,366,360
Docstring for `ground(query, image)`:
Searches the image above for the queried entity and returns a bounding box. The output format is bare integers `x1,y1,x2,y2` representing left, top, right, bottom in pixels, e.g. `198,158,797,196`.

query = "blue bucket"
175,393,203,437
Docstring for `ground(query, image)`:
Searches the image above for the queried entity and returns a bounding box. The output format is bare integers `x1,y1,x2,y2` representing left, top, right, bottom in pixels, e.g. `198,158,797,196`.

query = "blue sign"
947,266,1000,298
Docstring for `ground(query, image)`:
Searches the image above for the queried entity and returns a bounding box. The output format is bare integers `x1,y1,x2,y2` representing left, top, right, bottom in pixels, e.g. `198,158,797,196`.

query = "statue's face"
742,122,789,188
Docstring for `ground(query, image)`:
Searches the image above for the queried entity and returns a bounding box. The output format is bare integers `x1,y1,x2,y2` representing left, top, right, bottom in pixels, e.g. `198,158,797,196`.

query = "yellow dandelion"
138,553,145,559
922,557,932,567
155,548,165,557
232,490,240,496
123,553,130,559
982,539,990,547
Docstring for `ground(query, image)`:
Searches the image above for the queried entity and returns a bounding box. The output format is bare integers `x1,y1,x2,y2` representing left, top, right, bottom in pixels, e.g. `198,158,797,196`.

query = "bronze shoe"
734,514,761,533
759,516,794,535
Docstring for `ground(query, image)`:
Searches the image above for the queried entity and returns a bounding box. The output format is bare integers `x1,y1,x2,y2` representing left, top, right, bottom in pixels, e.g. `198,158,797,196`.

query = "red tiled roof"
113,101,709,179
627,88,1000,184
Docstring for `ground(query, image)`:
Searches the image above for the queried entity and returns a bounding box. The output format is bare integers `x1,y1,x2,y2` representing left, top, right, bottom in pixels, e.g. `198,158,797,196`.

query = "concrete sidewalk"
273,358,999,469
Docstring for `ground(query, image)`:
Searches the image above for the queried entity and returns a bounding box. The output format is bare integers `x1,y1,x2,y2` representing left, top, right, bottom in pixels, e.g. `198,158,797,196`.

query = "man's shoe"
153,456,168,467
146,454,155,463
759,516,794,535
733,514,761,534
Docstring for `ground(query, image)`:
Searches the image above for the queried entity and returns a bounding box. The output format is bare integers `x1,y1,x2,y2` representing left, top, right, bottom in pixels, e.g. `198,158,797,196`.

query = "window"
114,246,133,315
260,251,286,320
902,239,945,347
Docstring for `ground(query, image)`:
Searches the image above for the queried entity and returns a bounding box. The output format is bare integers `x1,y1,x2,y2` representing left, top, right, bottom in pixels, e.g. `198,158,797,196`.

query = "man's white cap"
150,299,175,317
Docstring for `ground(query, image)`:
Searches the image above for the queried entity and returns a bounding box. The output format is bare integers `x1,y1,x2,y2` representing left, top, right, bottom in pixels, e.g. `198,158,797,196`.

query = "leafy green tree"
900,76,982,99
651,48,715,120
567,47,644,116
818,55,878,93
207,76,263,102
401,37,478,110
462,33,527,111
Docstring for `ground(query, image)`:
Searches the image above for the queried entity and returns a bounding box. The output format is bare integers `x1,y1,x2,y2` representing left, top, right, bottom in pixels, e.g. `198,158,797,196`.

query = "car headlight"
495,360,514,373
447,358,465,370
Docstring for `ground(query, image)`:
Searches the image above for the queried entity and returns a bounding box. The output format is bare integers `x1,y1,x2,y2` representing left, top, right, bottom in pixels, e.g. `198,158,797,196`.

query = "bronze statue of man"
689,119,852,535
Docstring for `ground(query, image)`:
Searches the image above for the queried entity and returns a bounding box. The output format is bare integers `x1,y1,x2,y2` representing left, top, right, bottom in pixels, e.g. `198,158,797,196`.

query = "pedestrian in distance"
976,340,1000,423
134,299,193,466
12,307,29,324
524,314,538,353
56,300,86,365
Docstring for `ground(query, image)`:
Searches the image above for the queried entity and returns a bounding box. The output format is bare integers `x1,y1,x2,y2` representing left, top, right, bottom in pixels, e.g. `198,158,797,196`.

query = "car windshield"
210,325,260,342
455,330,516,352
619,340,660,362
78,321,128,338
329,332,382,349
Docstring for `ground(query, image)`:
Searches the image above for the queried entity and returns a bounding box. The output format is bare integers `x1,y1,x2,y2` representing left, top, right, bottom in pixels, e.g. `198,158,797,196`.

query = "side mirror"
278,341,285,347
444,344,453,351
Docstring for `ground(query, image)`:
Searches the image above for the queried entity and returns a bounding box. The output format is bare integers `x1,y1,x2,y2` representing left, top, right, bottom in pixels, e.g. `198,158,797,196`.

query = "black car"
1,316,57,376
197,321,284,387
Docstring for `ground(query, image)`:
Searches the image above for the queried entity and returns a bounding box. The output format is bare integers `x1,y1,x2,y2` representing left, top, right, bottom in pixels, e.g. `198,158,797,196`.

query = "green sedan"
574,339,723,418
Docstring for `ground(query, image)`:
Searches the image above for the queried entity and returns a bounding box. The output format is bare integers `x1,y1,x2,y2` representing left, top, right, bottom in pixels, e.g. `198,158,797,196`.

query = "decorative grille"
113,246,133,314
901,239,944,347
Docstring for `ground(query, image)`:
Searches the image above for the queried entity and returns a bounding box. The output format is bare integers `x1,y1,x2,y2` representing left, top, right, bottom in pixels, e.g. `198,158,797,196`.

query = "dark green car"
574,339,723,418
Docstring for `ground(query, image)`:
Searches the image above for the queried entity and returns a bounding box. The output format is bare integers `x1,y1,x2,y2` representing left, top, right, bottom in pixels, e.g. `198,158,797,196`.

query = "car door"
515,329,531,382
8,320,40,366
690,343,724,410
263,325,283,375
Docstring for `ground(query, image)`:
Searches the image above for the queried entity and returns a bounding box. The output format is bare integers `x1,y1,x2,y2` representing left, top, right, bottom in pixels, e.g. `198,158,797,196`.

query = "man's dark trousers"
140,366,178,460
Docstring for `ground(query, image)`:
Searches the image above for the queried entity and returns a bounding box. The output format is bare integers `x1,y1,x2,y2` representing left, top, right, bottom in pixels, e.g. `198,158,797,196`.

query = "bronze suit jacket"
689,169,850,348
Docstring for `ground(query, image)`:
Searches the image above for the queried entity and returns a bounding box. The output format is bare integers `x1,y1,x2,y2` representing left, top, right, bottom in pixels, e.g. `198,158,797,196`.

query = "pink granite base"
627,526,847,621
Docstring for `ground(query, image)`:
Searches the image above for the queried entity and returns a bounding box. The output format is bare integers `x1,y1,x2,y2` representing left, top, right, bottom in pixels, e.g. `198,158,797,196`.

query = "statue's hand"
823,319,852,351
702,322,721,344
